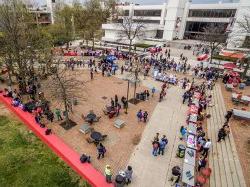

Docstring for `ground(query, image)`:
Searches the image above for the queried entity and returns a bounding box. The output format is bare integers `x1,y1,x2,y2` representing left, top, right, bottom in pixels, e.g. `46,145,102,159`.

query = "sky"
37,0,239,6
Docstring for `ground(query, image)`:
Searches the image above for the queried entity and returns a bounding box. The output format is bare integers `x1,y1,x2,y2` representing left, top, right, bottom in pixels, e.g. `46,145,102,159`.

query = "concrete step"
206,84,246,187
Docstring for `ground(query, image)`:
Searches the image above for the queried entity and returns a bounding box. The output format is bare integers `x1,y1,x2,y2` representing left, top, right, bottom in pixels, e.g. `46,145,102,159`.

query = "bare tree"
45,62,86,128
118,17,144,103
198,24,227,64
119,17,145,59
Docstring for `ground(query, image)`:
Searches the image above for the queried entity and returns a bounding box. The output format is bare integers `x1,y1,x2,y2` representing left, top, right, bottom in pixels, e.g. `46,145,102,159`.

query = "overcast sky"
37,0,239,6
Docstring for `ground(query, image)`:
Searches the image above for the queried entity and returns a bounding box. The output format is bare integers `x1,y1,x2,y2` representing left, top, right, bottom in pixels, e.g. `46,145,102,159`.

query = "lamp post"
125,79,130,114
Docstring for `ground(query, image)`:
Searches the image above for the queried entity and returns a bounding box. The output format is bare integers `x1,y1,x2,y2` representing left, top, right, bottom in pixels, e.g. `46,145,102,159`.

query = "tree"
74,0,116,49
198,24,227,64
0,0,53,91
45,62,86,128
119,17,145,59
118,17,144,103
228,13,250,78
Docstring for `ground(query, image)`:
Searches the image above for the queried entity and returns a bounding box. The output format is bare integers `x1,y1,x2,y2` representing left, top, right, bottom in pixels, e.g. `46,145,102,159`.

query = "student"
143,111,148,122
152,139,159,156
180,126,187,140
115,95,118,107
151,87,156,97
105,165,112,183
55,108,63,121
225,110,233,123
202,139,211,157
158,139,167,155
137,110,142,122
97,143,106,159
198,156,207,171
217,128,226,142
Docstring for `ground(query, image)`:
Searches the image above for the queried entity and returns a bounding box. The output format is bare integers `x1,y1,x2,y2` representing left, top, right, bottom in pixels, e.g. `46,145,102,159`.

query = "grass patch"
0,115,90,187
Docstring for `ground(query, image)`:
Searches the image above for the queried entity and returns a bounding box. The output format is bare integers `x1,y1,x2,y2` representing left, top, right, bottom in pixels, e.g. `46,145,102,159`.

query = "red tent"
224,63,237,69
64,51,78,56
197,54,208,61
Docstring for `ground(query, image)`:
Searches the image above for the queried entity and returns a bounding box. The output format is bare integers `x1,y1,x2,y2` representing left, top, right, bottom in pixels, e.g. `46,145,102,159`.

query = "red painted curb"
0,94,113,187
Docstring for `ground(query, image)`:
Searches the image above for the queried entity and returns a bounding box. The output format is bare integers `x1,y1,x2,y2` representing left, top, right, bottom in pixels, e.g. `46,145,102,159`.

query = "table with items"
182,92,199,186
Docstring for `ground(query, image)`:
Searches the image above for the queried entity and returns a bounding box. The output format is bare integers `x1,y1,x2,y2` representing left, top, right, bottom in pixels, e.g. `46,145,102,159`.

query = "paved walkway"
127,85,188,187
206,84,246,187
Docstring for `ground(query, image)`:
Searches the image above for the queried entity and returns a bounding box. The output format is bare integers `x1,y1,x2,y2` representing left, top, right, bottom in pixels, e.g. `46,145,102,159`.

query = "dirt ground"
220,82,250,187
41,69,159,176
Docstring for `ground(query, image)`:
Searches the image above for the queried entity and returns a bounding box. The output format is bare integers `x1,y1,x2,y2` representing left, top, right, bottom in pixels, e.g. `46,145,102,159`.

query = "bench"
233,109,250,121
79,124,93,134
114,119,125,129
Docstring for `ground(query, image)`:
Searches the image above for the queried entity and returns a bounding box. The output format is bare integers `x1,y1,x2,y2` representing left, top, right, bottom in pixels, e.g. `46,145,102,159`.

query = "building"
102,0,250,49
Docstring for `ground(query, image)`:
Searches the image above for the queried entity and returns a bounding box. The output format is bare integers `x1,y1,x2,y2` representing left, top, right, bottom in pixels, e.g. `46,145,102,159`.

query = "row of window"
185,21,228,32
188,9,236,18
134,10,162,17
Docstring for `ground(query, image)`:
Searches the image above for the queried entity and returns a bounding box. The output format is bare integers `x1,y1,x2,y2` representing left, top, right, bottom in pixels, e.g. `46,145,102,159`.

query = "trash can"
177,144,186,158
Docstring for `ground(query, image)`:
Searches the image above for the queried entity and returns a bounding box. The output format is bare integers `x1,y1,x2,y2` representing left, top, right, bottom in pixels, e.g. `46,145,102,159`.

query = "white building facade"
102,0,250,48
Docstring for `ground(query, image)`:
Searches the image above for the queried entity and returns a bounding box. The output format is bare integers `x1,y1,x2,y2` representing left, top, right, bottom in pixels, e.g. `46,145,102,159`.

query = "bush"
134,43,153,49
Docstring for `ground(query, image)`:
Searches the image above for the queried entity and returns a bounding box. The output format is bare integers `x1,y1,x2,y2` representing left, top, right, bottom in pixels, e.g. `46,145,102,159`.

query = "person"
217,127,226,142
151,87,156,97
158,138,167,155
55,108,63,121
105,165,112,183
97,143,106,159
116,103,121,116
169,166,181,186
115,95,118,107
202,139,211,157
225,110,233,123
90,69,94,80
152,139,159,156
47,110,54,122
125,166,133,184
80,154,91,163
137,110,142,122
143,111,148,122
111,98,115,108
198,156,207,171
180,126,187,140
121,65,124,74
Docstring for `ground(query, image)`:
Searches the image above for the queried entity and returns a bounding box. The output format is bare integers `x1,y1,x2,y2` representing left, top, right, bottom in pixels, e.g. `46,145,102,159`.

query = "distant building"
102,0,250,49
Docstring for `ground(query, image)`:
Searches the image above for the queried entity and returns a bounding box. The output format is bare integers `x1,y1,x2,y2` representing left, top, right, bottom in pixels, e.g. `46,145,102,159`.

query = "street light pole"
125,79,130,114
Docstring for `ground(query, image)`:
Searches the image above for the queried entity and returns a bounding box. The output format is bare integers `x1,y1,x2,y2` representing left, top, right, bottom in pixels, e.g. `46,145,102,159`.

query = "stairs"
206,84,246,187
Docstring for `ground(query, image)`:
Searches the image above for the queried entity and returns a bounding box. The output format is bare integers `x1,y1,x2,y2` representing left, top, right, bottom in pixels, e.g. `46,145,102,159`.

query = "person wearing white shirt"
202,139,211,157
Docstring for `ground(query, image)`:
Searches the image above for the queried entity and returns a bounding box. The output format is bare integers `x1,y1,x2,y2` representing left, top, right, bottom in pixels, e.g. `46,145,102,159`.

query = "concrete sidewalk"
127,86,188,187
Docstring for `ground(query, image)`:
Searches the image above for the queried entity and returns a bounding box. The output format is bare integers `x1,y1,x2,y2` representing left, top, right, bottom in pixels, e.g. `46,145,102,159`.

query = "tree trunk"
63,98,70,127
210,49,214,64
129,39,132,63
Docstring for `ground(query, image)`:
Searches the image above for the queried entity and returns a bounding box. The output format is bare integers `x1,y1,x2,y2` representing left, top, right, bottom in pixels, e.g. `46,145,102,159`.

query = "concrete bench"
233,109,250,121
114,119,125,129
79,124,92,134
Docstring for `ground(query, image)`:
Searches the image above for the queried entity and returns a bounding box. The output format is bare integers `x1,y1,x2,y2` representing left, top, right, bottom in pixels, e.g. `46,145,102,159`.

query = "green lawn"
0,115,90,187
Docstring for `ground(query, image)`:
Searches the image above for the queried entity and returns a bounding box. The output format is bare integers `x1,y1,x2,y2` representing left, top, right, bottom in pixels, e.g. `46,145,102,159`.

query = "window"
184,21,228,40
188,9,236,18
133,19,160,24
242,36,250,48
134,10,161,17
124,10,129,16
